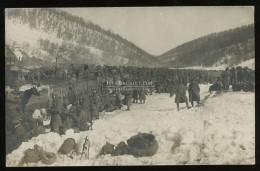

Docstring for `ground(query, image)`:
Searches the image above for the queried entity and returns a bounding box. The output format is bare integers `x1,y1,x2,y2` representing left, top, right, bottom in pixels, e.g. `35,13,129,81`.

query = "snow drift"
6,84,255,166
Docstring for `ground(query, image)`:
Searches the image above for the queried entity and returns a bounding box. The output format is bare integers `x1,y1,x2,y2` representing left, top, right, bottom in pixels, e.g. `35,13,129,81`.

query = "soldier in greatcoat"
174,79,191,111
188,78,201,107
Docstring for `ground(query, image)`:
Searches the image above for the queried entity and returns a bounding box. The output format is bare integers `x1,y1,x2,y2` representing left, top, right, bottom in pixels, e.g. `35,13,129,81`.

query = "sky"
63,7,254,56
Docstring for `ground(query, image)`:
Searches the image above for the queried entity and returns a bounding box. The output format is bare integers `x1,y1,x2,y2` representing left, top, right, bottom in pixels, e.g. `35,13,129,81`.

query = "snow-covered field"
176,58,255,71
6,84,255,166
237,58,255,70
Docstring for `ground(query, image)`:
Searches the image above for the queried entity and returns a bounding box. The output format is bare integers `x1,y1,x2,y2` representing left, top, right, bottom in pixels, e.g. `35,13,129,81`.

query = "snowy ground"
176,58,255,71
6,84,255,166
237,58,255,70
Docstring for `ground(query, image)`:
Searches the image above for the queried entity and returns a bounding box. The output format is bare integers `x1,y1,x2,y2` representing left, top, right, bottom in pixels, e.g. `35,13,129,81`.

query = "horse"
21,86,40,113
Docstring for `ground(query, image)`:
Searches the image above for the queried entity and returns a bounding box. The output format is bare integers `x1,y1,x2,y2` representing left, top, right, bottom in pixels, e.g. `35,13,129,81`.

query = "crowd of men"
209,66,255,92
5,63,255,154
39,64,255,130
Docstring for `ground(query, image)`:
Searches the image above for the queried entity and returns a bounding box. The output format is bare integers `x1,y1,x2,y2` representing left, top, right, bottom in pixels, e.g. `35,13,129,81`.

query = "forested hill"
5,8,161,68
158,24,255,68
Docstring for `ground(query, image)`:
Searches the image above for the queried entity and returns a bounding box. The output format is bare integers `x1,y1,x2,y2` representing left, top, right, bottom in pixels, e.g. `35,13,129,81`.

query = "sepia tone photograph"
5,7,255,166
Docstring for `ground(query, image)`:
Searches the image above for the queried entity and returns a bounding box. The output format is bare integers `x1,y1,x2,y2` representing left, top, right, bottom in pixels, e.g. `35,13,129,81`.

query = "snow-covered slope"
6,85,255,166
176,58,255,71
5,9,161,67
237,58,255,70
159,24,255,68
5,19,104,63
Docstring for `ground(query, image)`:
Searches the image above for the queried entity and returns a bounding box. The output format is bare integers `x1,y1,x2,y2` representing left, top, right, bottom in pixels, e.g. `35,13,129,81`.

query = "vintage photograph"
5,7,255,166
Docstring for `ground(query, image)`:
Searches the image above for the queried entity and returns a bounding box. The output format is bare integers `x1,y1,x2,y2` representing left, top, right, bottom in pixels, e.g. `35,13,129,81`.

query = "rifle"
80,136,90,160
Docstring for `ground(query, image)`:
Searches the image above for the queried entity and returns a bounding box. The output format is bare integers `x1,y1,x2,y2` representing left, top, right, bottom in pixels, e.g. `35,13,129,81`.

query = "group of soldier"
210,66,255,92
46,64,221,123
5,63,255,154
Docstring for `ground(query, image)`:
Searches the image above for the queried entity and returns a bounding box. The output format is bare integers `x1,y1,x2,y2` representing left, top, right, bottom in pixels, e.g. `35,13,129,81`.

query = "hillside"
159,24,255,68
5,8,161,68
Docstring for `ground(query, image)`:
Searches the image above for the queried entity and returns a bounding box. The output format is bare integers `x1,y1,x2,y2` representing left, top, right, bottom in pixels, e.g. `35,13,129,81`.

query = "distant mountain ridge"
5,8,161,68
158,24,254,68
5,9,254,69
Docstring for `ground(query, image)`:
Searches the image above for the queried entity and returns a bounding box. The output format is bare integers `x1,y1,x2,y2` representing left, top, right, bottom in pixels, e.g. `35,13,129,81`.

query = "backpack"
112,141,129,156
99,142,115,156
127,133,159,157
58,138,76,155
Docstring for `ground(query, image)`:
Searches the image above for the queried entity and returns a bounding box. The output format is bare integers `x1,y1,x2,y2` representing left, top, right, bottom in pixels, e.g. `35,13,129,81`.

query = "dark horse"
21,86,40,113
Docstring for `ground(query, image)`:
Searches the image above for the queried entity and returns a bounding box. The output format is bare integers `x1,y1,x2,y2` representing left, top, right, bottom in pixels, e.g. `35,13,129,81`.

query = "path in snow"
6,84,255,166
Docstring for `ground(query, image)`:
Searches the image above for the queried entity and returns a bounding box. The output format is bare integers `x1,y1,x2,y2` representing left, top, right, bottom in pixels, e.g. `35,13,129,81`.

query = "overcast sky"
63,7,254,56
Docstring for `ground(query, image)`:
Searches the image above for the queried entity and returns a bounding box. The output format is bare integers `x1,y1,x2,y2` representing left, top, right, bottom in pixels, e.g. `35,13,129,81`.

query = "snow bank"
6,84,255,166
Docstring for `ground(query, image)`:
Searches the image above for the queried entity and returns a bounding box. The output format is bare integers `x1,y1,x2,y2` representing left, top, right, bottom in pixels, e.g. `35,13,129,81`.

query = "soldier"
67,86,77,106
13,77,21,94
70,104,90,131
36,69,41,80
243,67,250,83
124,84,133,111
222,68,232,90
236,66,243,83
105,93,121,112
230,67,237,85
174,79,191,111
216,76,223,90
99,92,108,112
49,96,64,133
138,89,147,104
115,90,123,109
75,93,92,131
59,106,74,134
188,78,200,107
63,90,70,108
90,90,101,119
6,89,22,126
132,90,138,103
83,65,89,80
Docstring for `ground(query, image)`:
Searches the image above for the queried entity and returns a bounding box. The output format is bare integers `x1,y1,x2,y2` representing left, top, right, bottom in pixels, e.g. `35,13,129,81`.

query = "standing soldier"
123,79,133,111
90,90,101,119
67,86,77,106
125,89,133,111
174,79,191,111
49,94,64,133
215,76,223,91
236,66,243,83
243,67,250,83
222,68,232,90
84,65,89,80
230,67,237,85
188,78,201,107
36,69,41,80
13,77,21,94
132,90,138,103
76,92,92,131
138,89,147,104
